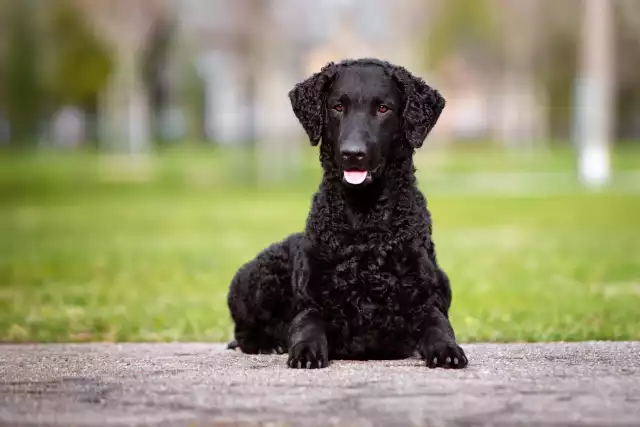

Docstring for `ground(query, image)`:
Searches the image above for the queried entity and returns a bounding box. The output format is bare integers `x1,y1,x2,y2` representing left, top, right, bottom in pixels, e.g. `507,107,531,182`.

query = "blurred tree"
237,0,271,148
179,57,207,143
425,0,499,70
75,0,168,153
541,29,579,140
0,0,43,145
615,0,640,140
142,15,177,144
536,1,582,140
43,0,113,112
537,0,640,141
422,0,640,143
0,0,114,146
0,1,7,117
494,0,548,146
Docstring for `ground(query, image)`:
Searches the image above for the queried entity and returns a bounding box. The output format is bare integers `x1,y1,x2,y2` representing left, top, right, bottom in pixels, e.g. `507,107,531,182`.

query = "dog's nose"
340,140,366,161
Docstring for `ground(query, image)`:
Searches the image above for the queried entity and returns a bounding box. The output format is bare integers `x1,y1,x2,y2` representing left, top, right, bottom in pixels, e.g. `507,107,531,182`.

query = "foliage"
0,0,113,145
541,28,580,139
43,0,113,109
614,1,640,138
142,16,178,143
424,0,499,69
1,0,42,144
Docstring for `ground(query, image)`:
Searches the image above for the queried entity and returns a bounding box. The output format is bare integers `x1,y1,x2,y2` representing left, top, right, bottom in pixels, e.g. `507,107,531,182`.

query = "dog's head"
288,58,445,187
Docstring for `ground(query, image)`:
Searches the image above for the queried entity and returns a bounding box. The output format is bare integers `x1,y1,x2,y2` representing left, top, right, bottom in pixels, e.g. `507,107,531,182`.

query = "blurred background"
0,0,638,343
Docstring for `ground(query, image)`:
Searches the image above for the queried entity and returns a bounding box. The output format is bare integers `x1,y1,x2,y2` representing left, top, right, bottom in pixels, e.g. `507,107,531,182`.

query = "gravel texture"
1,341,639,426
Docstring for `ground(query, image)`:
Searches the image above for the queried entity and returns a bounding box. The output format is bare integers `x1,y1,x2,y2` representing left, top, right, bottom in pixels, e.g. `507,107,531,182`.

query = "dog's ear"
288,62,337,146
393,66,445,149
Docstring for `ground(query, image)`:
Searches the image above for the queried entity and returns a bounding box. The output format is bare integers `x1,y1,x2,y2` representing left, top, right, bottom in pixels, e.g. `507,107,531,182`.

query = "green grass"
1,144,639,343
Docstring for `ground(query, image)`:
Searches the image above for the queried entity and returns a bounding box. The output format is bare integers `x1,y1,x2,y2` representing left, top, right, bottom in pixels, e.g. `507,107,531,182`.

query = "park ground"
2,341,639,426
0,143,639,343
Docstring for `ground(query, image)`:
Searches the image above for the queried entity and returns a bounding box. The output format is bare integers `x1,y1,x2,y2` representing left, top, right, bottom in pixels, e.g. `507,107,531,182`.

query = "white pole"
576,0,614,188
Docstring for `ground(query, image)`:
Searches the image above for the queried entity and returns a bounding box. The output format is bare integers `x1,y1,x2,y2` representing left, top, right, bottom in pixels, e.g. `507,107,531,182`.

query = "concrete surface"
1,342,639,427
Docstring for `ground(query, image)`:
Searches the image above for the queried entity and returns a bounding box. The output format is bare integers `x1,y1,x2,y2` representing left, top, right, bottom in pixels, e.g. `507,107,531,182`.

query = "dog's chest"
314,241,417,314
315,250,422,353
307,193,430,322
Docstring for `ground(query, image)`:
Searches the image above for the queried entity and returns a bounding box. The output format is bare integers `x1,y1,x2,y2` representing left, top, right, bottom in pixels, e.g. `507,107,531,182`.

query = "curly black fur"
227,58,467,369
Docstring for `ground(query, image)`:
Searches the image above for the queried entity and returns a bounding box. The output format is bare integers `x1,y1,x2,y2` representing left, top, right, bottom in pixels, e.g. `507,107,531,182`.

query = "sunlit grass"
1,144,639,342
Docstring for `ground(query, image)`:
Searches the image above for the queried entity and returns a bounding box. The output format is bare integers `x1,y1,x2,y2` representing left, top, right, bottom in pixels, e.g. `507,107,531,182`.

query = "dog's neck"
304,142,423,248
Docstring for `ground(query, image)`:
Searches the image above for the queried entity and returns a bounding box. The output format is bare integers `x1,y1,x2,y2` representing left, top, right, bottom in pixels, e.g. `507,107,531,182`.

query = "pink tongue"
344,170,368,185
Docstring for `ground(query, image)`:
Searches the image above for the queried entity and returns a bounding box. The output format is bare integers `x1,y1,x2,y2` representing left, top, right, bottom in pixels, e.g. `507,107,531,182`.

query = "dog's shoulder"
242,231,305,270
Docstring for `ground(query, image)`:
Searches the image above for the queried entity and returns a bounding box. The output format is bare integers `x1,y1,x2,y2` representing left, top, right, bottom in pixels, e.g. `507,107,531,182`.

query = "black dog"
227,58,467,369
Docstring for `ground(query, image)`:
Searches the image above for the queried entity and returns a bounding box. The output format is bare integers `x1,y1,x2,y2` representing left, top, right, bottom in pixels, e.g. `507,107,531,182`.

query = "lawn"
1,143,639,343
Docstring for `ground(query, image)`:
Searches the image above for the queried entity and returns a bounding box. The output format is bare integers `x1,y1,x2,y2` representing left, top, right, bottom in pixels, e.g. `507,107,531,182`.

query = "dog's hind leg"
226,236,297,354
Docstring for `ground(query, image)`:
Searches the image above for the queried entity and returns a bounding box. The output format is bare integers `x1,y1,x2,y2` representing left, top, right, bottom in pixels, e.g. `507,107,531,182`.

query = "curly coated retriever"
226,58,467,369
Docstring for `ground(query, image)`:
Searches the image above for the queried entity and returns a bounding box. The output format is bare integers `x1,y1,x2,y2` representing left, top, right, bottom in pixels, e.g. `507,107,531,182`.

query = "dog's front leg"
287,308,328,369
287,239,329,369
417,306,468,369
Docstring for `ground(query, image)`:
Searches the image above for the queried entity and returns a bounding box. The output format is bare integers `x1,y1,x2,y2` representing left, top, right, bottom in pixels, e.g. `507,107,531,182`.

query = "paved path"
1,342,639,427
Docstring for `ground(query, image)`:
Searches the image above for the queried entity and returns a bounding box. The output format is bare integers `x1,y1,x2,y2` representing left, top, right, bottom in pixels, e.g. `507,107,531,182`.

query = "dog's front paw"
420,339,468,369
287,339,328,369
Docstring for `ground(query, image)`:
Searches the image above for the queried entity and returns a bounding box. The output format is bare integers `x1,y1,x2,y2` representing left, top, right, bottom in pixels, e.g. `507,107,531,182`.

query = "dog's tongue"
344,170,368,185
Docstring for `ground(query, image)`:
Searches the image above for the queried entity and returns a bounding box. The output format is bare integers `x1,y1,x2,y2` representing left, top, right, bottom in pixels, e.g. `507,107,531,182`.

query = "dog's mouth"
343,169,371,186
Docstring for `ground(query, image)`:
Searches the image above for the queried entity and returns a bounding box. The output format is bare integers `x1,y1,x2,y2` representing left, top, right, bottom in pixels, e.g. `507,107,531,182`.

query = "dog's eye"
333,103,344,112
378,105,390,113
